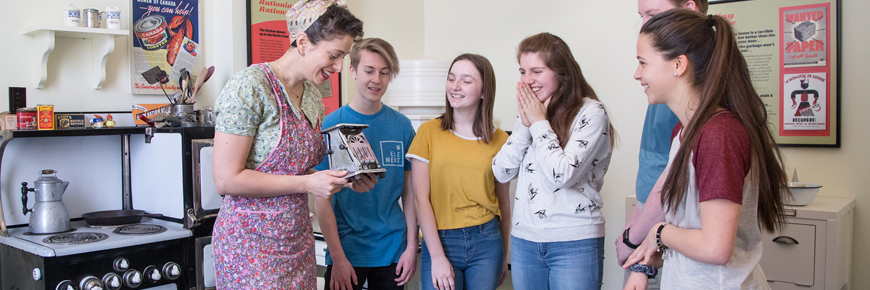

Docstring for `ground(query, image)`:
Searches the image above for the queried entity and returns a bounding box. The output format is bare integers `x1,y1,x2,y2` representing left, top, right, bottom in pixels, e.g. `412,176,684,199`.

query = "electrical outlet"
8,87,26,112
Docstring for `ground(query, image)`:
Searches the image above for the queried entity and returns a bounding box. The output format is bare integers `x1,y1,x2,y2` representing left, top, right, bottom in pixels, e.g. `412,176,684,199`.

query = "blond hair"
349,38,400,79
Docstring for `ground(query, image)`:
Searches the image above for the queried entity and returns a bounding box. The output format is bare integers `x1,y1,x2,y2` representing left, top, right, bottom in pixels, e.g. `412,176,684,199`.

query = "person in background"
407,54,511,290
493,32,615,290
617,0,708,269
211,1,367,288
313,38,418,290
622,10,788,289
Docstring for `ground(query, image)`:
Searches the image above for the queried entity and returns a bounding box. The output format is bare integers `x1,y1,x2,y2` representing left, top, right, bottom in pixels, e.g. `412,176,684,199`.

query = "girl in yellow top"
406,54,511,290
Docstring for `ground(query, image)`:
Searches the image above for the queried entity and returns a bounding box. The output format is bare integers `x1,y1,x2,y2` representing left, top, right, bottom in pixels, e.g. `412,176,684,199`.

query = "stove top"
0,218,190,257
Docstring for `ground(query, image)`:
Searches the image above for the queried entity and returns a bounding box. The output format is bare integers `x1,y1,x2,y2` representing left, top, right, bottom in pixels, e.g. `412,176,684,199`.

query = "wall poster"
246,0,342,116
129,0,201,95
710,0,840,147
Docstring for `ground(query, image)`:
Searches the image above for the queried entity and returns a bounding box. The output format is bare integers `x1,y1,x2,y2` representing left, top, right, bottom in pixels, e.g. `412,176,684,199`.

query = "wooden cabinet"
624,196,855,290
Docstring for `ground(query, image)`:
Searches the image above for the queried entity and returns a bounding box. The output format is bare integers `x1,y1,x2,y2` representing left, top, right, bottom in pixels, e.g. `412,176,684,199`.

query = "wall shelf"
22,25,129,90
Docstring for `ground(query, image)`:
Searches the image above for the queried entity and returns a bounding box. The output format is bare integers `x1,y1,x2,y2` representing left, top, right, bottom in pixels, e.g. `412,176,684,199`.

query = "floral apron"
213,63,326,289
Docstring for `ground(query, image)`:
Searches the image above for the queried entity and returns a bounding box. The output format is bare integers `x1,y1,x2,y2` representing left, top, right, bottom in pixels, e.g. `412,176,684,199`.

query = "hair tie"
707,14,715,27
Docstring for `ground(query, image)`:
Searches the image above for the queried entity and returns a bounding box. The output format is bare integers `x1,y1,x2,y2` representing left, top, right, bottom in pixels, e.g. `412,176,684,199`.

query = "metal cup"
82,8,103,28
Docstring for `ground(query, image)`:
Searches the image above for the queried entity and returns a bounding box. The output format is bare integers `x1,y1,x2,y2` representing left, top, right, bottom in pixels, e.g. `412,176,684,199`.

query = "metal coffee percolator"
21,169,71,234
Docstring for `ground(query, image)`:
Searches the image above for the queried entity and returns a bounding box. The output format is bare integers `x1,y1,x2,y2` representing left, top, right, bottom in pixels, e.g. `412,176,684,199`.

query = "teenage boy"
314,38,418,290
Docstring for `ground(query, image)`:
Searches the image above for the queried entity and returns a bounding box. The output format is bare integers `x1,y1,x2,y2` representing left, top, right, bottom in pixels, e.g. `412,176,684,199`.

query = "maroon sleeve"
671,122,683,146
692,112,750,204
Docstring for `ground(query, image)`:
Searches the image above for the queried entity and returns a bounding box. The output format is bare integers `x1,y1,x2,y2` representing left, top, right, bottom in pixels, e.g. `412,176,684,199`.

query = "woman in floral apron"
211,1,365,288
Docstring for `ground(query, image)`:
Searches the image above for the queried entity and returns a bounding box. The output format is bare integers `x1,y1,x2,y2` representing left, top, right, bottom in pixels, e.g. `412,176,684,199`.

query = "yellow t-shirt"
406,119,509,230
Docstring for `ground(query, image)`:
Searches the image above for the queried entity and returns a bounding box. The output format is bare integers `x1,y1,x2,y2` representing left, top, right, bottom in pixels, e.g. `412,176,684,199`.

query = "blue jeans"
511,236,604,290
421,218,504,290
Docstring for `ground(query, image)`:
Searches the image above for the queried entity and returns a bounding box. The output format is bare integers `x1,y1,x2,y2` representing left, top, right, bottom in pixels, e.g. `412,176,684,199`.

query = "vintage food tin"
36,105,55,130
134,15,170,50
17,107,37,130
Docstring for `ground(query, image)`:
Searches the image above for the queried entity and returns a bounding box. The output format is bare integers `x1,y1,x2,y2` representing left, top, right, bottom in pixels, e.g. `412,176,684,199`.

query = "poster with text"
782,5,828,68
129,0,200,95
711,0,839,147
782,72,827,131
248,0,341,116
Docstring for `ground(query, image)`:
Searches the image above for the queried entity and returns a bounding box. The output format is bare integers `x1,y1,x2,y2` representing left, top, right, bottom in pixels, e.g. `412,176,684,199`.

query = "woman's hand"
394,246,418,286
516,84,531,127
516,82,550,124
623,271,650,290
329,259,358,290
498,259,509,286
306,170,348,199
345,173,377,193
623,222,666,269
431,255,455,290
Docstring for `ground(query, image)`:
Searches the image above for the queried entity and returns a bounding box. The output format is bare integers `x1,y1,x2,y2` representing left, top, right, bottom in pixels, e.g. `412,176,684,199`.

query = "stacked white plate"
382,59,451,130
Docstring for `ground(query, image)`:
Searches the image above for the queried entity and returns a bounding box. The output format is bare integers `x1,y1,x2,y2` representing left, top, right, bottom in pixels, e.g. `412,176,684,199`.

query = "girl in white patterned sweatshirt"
492,32,615,290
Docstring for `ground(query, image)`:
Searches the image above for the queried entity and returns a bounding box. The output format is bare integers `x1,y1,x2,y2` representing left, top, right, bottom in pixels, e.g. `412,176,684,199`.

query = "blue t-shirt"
636,103,679,204
314,104,415,267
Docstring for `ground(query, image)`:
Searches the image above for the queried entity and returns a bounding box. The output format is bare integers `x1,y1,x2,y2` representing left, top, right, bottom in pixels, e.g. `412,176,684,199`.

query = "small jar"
17,107,37,130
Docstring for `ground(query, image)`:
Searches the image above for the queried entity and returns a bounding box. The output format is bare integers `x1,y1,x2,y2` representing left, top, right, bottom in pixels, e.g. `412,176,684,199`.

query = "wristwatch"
622,228,640,249
629,263,657,279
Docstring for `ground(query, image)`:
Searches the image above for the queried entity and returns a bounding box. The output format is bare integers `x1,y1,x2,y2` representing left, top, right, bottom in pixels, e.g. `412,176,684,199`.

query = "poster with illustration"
129,0,200,95
782,4,828,68
247,0,341,116
782,72,827,131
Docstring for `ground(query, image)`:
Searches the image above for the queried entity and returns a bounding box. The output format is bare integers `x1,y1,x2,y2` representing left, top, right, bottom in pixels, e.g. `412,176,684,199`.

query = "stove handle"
21,182,34,215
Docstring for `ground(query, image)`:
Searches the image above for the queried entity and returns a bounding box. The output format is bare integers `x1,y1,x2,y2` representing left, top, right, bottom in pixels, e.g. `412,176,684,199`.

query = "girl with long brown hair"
622,9,788,290
407,54,511,290
493,32,615,290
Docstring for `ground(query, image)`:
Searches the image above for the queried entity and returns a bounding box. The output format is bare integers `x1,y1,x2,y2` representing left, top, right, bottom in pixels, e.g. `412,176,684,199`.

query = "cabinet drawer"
760,223,816,286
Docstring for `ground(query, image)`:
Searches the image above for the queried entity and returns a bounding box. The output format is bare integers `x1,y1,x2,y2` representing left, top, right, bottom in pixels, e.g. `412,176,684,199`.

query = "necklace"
273,62,303,100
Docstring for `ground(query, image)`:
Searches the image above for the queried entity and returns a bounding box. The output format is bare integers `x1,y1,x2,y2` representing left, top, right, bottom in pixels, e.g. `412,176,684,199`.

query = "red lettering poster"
247,0,341,116
782,4,828,68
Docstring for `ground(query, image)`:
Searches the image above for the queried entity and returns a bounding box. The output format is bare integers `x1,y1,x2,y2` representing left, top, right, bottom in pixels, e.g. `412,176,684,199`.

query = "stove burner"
42,232,109,245
23,228,76,236
113,224,167,235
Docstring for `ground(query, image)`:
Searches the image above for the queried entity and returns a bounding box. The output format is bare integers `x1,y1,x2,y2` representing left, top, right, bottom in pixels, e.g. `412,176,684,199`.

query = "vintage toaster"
321,123,387,179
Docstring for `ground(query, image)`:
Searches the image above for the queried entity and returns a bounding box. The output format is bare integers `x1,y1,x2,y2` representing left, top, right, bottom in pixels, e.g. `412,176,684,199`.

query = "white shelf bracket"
92,35,115,90
33,30,56,89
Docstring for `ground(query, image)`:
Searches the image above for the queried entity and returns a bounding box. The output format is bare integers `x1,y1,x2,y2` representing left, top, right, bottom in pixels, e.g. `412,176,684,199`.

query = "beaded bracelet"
655,223,668,252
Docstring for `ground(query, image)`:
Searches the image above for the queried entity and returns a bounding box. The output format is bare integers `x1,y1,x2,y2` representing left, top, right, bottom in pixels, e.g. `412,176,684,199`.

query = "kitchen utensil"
63,4,80,27
20,169,71,234
784,182,822,206
189,67,209,103
189,66,214,104
82,8,103,28
81,209,164,226
105,5,121,29
791,168,799,182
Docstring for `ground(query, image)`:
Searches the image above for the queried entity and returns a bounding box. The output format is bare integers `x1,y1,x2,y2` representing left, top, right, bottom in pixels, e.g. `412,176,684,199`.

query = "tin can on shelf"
17,107,37,130
37,105,55,130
